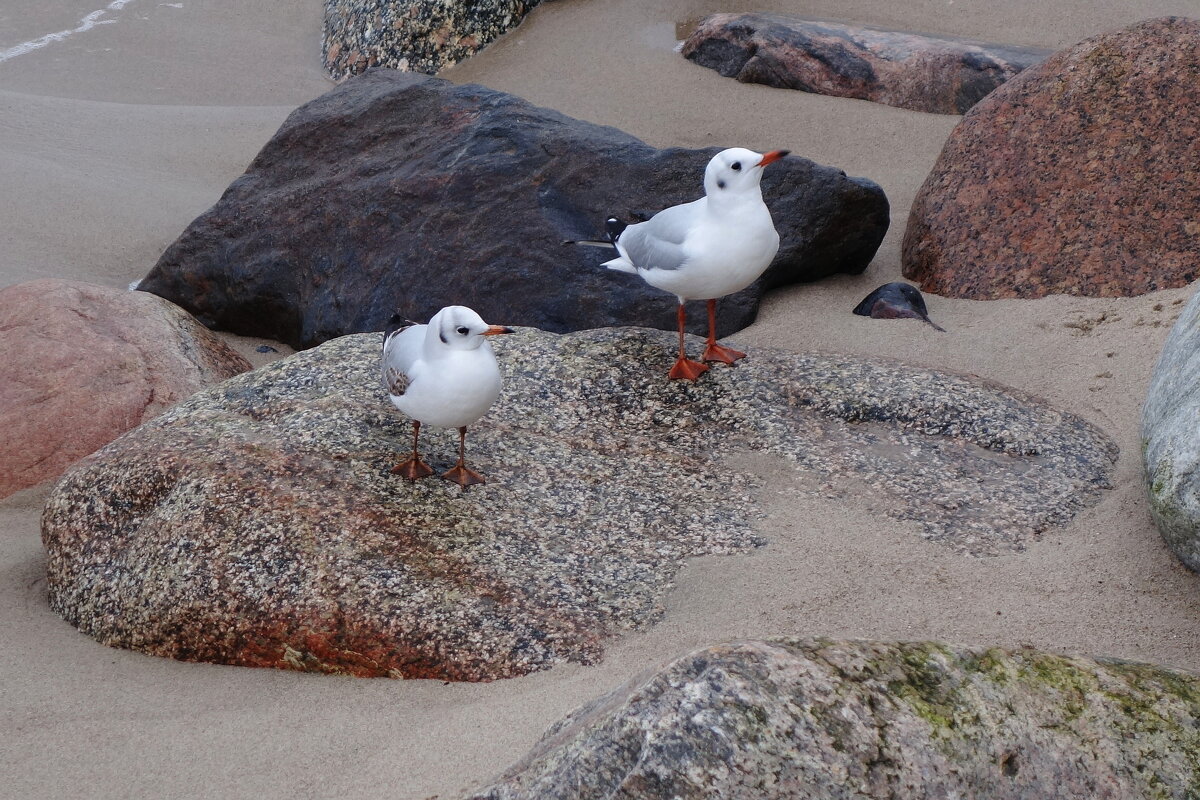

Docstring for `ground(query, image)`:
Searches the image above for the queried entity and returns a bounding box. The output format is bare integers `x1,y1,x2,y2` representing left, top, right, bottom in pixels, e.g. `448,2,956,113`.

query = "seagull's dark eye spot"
717,180,726,189
731,161,742,171
456,326,470,336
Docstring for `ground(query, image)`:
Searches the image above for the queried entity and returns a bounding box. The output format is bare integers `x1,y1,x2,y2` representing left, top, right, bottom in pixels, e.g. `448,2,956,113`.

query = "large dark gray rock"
466,639,1200,799
136,70,889,350
324,0,543,78
43,327,1115,680
1143,288,1200,571
682,14,1049,115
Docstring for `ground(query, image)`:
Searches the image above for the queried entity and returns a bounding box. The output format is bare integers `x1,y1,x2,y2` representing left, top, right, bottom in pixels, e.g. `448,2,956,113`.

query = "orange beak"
756,149,789,167
483,325,514,336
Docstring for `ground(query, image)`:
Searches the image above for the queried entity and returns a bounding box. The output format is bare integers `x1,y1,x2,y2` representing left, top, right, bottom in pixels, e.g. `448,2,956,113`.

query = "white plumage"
603,147,784,301
597,146,789,380
381,305,512,486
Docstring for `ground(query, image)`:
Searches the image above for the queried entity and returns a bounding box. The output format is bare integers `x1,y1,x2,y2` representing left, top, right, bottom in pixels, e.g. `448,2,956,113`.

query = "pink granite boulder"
902,17,1200,299
0,279,251,497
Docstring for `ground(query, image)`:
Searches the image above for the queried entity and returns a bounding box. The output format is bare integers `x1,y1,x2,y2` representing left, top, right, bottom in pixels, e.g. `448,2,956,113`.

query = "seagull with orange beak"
381,305,513,487
575,147,789,380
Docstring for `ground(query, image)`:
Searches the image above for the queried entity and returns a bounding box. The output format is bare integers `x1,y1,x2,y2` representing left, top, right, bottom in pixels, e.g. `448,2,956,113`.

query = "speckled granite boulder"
466,639,1200,799
682,14,1049,114
137,70,889,350
1143,288,1200,571
0,279,250,499
43,328,1115,679
324,0,541,77
903,17,1200,299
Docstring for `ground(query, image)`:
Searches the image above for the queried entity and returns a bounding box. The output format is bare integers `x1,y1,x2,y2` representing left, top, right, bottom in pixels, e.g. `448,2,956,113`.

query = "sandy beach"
4,1,1200,797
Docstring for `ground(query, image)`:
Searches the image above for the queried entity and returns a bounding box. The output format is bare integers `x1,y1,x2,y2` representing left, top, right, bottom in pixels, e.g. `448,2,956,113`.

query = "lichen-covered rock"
323,0,542,78
43,328,1115,680
136,70,889,350
466,639,1200,799
0,279,251,498
1143,287,1200,571
682,14,1049,114
902,17,1200,299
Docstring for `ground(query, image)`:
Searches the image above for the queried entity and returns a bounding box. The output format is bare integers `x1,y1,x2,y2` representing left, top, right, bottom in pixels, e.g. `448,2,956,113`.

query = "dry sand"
4,1,1200,798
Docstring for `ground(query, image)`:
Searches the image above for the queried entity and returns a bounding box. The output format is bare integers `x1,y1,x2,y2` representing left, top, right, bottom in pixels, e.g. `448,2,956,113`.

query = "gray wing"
380,324,422,396
617,199,703,272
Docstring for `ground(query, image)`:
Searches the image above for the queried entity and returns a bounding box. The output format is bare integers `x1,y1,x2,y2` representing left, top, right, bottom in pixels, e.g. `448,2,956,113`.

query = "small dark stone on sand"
853,282,945,332
256,345,279,353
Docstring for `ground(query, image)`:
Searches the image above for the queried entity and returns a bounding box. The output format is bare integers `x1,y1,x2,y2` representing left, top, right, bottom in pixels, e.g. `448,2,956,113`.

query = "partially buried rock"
324,0,543,78
465,639,1200,799
43,328,1115,680
136,69,889,350
1143,288,1200,571
682,13,1049,114
903,17,1200,299
853,281,945,331
0,279,250,499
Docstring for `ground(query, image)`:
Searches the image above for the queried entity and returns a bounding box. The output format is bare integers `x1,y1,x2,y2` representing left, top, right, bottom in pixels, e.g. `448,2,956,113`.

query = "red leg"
442,426,487,487
391,420,434,480
702,299,747,365
667,302,709,381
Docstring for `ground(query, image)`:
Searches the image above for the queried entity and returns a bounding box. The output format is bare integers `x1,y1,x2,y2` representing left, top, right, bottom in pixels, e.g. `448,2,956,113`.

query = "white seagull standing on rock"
381,305,513,487
573,147,789,381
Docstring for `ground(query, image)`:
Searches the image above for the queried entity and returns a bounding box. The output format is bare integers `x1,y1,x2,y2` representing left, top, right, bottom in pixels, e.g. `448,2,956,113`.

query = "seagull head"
429,305,514,351
703,147,790,199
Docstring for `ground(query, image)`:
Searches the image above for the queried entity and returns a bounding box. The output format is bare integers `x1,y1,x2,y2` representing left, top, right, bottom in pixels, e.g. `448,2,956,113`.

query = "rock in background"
902,17,1200,299
324,0,542,78
1143,287,1200,571
0,279,251,499
466,639,1200,799
136,70,889,350
682,13,1049,115
43,327,1115,680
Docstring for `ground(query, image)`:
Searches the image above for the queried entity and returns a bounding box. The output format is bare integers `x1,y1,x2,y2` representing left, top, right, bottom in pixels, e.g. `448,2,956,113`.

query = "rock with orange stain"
0,279,250,498
43,328,1116,680
903,17,1200,299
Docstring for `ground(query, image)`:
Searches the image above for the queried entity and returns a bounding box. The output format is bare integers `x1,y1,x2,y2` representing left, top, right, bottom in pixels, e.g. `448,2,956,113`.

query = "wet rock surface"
43,328,1116,679
137,70,889,350
0,279,250,499
324,0,543,78
1143,288,1200,571
682,13,1048,114
466,639,1200,799
903,17,1200,299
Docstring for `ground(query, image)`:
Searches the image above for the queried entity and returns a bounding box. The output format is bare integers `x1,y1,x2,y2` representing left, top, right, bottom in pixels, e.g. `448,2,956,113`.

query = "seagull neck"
423,327,454,360
706,186,765,216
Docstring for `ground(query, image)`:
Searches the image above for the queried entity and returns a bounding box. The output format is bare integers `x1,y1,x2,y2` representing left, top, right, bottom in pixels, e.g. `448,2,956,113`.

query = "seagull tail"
602,256,638,274
564,238,616,248
564,216,629,251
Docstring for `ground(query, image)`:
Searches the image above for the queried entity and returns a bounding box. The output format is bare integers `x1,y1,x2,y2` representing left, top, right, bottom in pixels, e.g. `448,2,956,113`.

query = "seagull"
571,147,789,380
381,305,513,487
